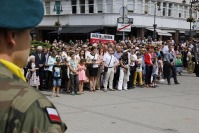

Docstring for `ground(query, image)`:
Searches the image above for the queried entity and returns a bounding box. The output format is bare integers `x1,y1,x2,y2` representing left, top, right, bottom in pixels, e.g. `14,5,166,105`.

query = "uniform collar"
0,59,26,82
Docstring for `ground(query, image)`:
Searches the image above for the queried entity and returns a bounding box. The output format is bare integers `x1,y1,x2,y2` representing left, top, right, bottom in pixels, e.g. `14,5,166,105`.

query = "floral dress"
29,63,40,87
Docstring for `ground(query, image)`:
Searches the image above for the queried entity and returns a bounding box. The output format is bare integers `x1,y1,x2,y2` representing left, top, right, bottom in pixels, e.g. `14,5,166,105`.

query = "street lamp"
153,2,161,40
182,0,199,39
53,2,63,41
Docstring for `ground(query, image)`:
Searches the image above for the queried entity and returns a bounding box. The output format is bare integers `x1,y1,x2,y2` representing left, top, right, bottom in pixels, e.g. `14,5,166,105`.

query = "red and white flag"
46,107,61,123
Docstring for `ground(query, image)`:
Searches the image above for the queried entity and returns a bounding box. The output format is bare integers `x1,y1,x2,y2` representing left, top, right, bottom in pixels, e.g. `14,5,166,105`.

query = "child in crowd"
68,52,79,95
52,57,62,97
152,59,159,88
176,53,183,75
78,59,87,94
133,53,143,88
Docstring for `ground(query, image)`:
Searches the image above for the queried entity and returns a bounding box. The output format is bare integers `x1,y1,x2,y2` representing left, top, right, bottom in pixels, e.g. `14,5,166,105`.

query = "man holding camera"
164,45,180,85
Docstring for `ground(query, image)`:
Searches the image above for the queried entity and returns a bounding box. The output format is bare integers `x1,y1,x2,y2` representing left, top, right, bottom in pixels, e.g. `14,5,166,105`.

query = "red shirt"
145,52,152,65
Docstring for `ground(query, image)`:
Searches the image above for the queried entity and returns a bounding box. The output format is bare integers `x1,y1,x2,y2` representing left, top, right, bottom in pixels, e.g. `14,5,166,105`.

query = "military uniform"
0,0,67,132
0,62,67,133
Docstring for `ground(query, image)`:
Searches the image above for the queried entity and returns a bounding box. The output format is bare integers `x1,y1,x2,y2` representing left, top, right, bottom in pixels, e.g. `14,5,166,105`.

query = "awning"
147,29,172,36
162,30,176,33
49,26,103,34
158,32,172,36
179,31,185,33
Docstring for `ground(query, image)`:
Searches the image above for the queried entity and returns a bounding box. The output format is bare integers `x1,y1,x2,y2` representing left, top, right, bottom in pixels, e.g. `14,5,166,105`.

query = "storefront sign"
90,33,115,44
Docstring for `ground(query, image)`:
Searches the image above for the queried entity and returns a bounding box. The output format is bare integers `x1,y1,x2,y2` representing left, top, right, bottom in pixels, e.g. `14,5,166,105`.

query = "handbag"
104,55,112,73
87,54,95,70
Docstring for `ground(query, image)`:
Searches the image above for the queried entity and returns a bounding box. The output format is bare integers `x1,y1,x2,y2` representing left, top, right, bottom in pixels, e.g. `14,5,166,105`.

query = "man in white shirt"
103,47,117,92
162,42,169,54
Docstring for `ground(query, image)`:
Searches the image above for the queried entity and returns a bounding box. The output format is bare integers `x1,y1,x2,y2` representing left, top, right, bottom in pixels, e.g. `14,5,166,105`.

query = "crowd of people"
24,37,199,97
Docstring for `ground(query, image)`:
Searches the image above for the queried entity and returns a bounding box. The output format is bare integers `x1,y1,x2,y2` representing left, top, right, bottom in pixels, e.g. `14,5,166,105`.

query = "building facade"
36,0,199,42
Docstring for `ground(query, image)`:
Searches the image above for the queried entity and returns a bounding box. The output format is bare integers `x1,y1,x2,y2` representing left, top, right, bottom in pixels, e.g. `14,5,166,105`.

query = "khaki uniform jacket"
0,63,67,133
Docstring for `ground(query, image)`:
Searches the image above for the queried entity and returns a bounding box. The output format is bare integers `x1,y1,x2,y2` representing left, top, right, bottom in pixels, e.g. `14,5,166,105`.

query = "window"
184,6,187,18
88,0,94,13
106,0,113,13
55,1,61,15
162,3,166,16
80,0,85,13
45,2,50,15
145,0,149,14
97,0,103,13
71,0,77,14
168,3,172,16
127,0,134,13
179,5,182,18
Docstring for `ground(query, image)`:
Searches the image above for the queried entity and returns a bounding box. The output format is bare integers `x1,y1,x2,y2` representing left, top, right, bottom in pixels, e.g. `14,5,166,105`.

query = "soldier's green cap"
0,0,44,29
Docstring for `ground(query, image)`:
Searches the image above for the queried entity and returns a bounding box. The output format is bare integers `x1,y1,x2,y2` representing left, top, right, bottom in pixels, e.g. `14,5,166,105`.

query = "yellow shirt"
0,59,26,81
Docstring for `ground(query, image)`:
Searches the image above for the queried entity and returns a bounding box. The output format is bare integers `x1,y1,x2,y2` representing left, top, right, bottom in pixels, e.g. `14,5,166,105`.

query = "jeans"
70,74,79,93
53,78,61,87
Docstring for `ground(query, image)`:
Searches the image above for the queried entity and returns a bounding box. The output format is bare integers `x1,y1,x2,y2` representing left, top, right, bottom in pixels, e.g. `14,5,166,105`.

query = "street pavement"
43,72,199,133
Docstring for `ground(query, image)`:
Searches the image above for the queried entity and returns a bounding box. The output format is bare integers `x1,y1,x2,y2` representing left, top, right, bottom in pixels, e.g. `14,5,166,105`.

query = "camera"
170,59,173,62
92,59,96,62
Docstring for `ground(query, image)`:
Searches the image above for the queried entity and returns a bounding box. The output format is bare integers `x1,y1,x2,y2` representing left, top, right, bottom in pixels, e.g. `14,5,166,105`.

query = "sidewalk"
43,73,199,133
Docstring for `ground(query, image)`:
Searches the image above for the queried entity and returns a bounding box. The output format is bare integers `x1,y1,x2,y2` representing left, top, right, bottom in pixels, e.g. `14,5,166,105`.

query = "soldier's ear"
5,30,17,47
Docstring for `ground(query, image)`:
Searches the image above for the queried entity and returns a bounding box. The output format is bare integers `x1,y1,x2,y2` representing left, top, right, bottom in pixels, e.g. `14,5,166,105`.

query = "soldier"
0,0,67,132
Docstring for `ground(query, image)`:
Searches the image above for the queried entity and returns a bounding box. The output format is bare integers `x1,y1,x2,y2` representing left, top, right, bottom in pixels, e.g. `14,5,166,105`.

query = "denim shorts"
53,78,61,87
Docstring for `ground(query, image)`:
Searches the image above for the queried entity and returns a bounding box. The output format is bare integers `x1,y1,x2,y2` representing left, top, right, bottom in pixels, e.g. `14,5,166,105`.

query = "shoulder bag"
104,55,112,72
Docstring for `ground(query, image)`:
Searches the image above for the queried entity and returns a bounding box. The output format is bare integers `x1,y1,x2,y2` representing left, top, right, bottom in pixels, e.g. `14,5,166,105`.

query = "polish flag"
46,108,61,123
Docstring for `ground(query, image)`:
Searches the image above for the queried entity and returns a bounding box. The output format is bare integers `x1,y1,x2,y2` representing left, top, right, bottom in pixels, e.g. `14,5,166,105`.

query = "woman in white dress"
27,55,40,90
